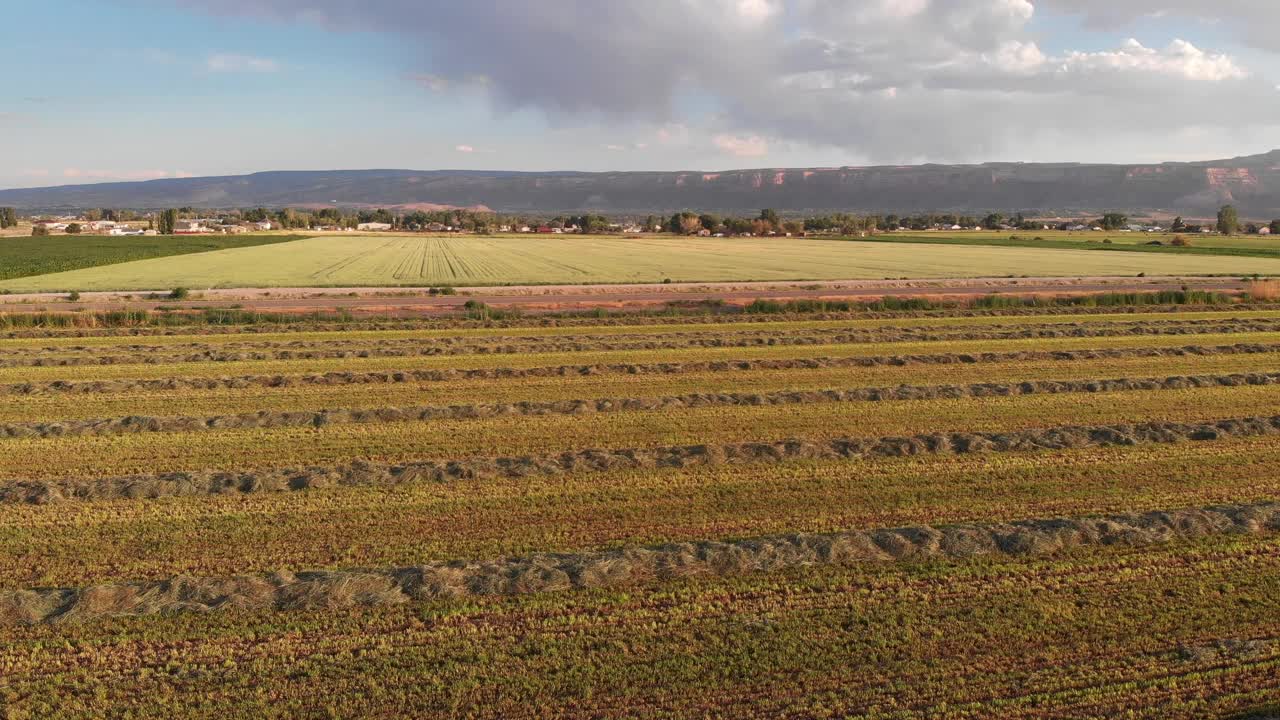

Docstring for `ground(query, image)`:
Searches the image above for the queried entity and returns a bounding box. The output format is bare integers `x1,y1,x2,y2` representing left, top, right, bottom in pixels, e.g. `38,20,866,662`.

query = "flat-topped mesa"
3,151,1278,214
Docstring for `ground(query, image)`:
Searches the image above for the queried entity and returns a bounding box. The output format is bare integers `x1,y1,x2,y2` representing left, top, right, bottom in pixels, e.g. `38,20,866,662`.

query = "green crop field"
0,233,306,282
6,233,1280,292
3,303,1280,717
885,228,1280,251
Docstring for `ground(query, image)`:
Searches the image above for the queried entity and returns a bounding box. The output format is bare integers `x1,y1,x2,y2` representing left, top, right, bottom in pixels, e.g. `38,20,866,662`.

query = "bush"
65,223,82,234
67,291,81,302
1170,235,1191,247
1246,279,1280,301
169,287,189,300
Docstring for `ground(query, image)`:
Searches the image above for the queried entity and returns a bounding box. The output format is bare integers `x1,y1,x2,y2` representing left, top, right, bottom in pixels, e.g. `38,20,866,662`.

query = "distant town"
2,205,1277,238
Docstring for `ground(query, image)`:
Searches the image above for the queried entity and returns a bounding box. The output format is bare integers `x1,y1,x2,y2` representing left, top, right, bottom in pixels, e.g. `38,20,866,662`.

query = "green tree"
32,224,50,237
1217,205,1239,235
981,213,1005,230
1170,216,1186,232
158,209,178,235
0,207,14,229
1097,213,1128,231
65,223,83,234
1269,219,1280,235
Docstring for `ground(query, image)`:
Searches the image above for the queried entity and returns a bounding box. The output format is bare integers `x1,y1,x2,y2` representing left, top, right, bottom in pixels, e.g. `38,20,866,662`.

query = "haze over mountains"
3,151,1279,217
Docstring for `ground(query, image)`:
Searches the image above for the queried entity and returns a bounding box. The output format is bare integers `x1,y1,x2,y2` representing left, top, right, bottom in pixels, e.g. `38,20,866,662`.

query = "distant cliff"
3,152,1279,216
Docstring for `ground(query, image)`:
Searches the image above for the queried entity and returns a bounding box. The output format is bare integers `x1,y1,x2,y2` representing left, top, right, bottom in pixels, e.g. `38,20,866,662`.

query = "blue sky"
4,0,1279,189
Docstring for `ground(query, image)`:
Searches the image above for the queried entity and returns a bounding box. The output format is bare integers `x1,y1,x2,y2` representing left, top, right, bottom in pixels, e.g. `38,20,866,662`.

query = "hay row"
5,371,1279,440
6,303,1277,340
5,341,1278,396
5,316,1263,355
6,415,1280,505
4,319,1278,368
3,500,1276,625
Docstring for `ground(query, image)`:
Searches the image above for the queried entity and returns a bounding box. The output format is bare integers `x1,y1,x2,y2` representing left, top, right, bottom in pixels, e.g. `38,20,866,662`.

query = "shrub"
169,287,190,300
67,291,81,302
1245,279,1280,301
1170,235,1191,247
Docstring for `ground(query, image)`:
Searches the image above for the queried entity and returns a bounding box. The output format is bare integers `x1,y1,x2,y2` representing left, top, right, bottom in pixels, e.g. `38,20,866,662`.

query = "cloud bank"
173,0,1280,162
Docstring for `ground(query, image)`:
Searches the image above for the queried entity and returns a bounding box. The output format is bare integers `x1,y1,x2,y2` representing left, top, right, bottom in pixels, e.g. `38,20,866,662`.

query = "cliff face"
3,152,1278,216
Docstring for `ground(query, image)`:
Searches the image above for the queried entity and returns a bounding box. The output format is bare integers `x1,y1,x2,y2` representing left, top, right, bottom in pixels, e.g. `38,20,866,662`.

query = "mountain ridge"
3,151,1279,216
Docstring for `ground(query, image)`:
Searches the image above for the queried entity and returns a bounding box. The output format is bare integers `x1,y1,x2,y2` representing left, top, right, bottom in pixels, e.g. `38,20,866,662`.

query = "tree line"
15,203,1280,238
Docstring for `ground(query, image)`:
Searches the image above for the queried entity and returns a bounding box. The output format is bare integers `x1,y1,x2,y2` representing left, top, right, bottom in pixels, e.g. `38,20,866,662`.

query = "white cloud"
206,54,280,73
713,133,769,157
1061,39,1246,82
985,41,1046,74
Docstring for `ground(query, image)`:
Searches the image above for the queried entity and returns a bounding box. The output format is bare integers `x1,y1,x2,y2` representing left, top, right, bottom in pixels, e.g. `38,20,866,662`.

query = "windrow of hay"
7,302,1274,339
4,371,1280,440
6,414,1280,504
6,316,1271,356
2,500,1276,625
4,341,1278,396
5,318,1280,368
5,299,1278,339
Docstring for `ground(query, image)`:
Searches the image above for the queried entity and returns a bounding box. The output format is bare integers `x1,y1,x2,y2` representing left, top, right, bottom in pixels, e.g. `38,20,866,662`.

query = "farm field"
0,233,305,281
6,233,1280,291
3,301,1280,717
876,229,1280,257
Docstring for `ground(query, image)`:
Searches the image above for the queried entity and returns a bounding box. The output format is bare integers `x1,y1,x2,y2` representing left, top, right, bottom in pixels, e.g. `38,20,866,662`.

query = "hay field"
6,233,1280,291
3,303,1280,717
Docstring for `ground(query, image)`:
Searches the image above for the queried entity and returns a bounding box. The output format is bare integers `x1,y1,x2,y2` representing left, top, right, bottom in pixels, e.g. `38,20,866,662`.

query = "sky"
4,0,1280,189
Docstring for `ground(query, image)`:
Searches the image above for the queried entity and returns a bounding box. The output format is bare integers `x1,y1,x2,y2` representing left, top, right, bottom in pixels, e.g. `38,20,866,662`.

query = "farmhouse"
174,220,211,234
1261,227,1273,235
357,222,393,231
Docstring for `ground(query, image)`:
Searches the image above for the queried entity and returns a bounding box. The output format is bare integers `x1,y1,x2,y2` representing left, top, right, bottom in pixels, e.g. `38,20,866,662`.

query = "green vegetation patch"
0,234,309,282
